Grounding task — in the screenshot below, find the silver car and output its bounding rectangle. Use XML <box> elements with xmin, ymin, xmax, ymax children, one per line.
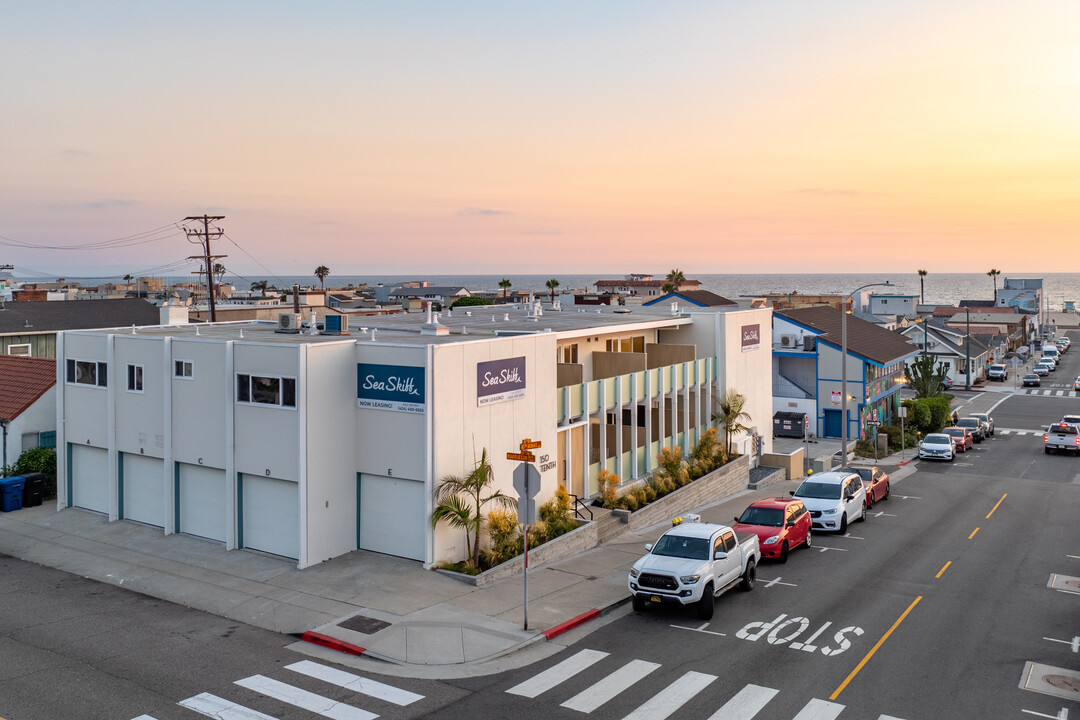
<box><xmin>969</xmin><ymin>412</ymin><xmax>994</xmax><ymax>436</ymax></box>
<box><xmin>919</xmin><ymin>433</ymin><xmax>955</xmax><ymax>462</ymax></box>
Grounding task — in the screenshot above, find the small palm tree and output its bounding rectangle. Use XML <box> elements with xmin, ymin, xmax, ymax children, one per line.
<box><xmin>917</xmin><ymin>269</ymin><xmax>927</xmax><ymax>305</ymax></box>
<box><xmin>712</xmin><ymin>390</ymin><xmax>752</xmax><ymax>457</ymax></box>
<box><xmin>987</xmin><ymin>269</ymin><xmax>1001</xmax><ymax>303</ymax></box>
<box><xmin>212</xmin><ymin>263</ymin><xmax>227</xmax><ymax>299</ymax></box>
<box><xmin>314</xmin><ymin>265</ymin><xmax>330</xmax><ymax>291</ymax></box>
<box><xmin>498</xmin><ymin>278</ymin><xmax>512</xmax><ymax>303</ymax></box>
<box><xmin>663</xmin><ymin>268</ymin><xmax>686</xmax><ymax>294</ymax></box>
<box><xmin>123</xmin><ymin>273</ymin><xmax>132</xmax><ymax>285</ymax></box>
<box><xmin>250</xmin><ymin>279</ymin><xmax>269</xmax><ymax>296</ymax></box>
<box><xmin>545</xmin><ymin>278</ymin><xmax>560</xmax><ymax>303</ymax></box>
<box><xmin>430</xmin><ymin>448</ymin><xmax>516</xmax><ymax>569</ymax></box>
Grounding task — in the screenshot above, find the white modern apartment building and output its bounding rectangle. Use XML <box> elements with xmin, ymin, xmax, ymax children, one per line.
<box><xmin>56</xmin><ymin>302</ymin><xmax>771</xmax><ymax>569</ymax></box>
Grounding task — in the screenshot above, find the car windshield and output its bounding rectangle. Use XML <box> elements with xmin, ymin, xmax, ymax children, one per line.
<box><xmin>738</xmin><ymin>507</ymin><xmax>784</xmax><ymax>527</ymax></box>
<box><xmin>794</xmin><ymin>481</ymin><xmax>842</xmax><ymax>500</ymax></box>
<box><xmin>924</xmin><ymin>434</ymin><xmax>950</xmax><ymax>444</ymax></box>
<box><xmin>957</xmin><ymin>419</ymin><xmax>978</xmax><ymax>427</ymax></box>
<box><xmin>651</xmin><ymin>534</ymin><xmax>710</xmax><ymax>560</ymax></box>
<box><xmin>1052</xmin><ymin>425</ymin><xmax>1079</xmax><ymax>436</ymax></box>
<box><xmin>943</xmin><ymin>428</ymin><xmax>963</xmax><ymax>437</ymax></box>
<box><xmin>1025</xmin><ymin>375</ymin><xmax>1038</xmax><ymax>379</ymax></box>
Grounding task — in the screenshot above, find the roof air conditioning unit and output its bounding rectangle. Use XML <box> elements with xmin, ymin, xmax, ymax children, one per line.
<box><xmin>321</xmin><ymin>315</ymin><xmax>349</xmax><ymax>335</ymax></box>
<box><xmin>276</xmin><ymin>313</ymin><xmax>301</xmax><ymax>333</ymax></box>
<box><xmin>781</xmin><ymin>334</ymin><xmax>796</xmax><ymax>348</ymax></box>
<box><xmin>803</xmin><ymin>336</ymin><xmax>816</xmax><ymax>352</ymax></box>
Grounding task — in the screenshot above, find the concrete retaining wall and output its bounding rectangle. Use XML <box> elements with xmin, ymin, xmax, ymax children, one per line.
<box><xmin>626</xmin><ymin>454</ymin><xmax>750</xmax><ymax>533</ymax></box>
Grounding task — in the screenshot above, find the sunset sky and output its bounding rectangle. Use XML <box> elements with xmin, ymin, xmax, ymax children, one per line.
<box><xmin>3</xmin><ymin>1</ymin><xmax>1078</xmax><ymax>277</ymax></box>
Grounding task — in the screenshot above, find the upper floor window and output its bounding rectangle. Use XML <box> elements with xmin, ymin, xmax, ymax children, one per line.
<box><xmin>66</xmin><ymin>359</ymin><xmax>107</xmax><ymax>387</ymax></box>
<box><xmin>605</xmin><ymin>336</ymin><xmax>644</xmax><ymax>353</ymax></box>
<box><xmin>7</xmin><ymin>344</ymin><xmax>31</xmax><ymax>356</ymax></box>
<box><xmin>236</xmin><ymin>374</ymin><xmax>296</xmax><ymax>408</ymax></box>
<box><xmin>559</xmin><ymin>344</ymin><xmax>579</xmax><ymax>364</ymax></box>
<box><xmin>127</xmin><ymin>364</ymin><xmax>144</xmax><ymax>392</ymax></box>
<box><xmin>174</xmin><ymin>360</ymin><xmax>194</xmax><ymax>379</ymax></box>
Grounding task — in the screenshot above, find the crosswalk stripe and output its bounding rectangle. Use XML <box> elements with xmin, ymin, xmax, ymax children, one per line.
<box><xmin>705</xmin><ymin>684</ymin><xmax>779</xmax><ymax>720</ymax></box>
<box><xmin>286</xmin><ymin>660</ymin><xmax>423</xmax><ymax>706</ymax></box>
<box><xmin>506</xmin><ymin>648</ymin><xmax>609</xmax><ymax>698</ymax></box>
<box><xmin>179</xmin><ymin>692</ymin><xmax>280</xmax><ymax>720</ymax></box>
<box><xmin>560</xmin><ymin>659</ymin><xmax>661</xmax><ymax>713</ymax></box>
<box><xmin>1056</xmin><ymin>390</ymin><xmax>1064</xmax><ymax>396</ymax></box>
<box><xmin>621</xmin><ymin>670</ymin><xmax>716</xmax><ymax>720</ymax></box>
<box><xmin>791</xmin><ymin>698</ymin><xmax>844</xmax><ymax>720</ymax></box>
<box><xmin>235</xmin><ymin>675</ymin><xmax>375</xmax><ymax>720</ymax></box>
<box><xmin>131</xmin><ymin>715</ymin><xmax>159</xmax><ymax>720</ymax></box>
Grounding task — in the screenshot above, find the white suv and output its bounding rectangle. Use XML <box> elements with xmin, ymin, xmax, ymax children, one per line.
<box><xmin>790</xmin><ymin>471</ymin><xmax>867</xmax><ymax>533</ymax></box>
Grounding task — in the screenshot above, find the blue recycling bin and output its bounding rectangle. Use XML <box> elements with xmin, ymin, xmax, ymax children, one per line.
<box><xmin>1</xmin><ymin>477</ymin><xmax>26</xmax><ymax>512</ymax></box>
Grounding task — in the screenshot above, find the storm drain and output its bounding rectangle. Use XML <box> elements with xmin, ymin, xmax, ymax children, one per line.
<box><xmin>1046</xmin><ymin>574</ymin><xmax>1080</xmax><ymax>593</ymax></box>
<box><xmin>1020</xmin><ymin>662</ymin><xmax>1080</xmax><ymax>701</ymax></box>
<box><xmin>337</xmin><ymin>614</ymin><xmax>391</xmax><ymax>634</ymax></box>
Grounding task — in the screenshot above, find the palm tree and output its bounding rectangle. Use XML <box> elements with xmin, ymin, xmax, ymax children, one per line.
<box><xmin>917</xmin><ymin>269</ymin><xmax>927</xmax><ymax>305</ymax></box>
<box><xmin>545</xmin><ymin>278</ymin><xmax>560</xmax><ymax>304</ymax></box>
<box><xmin>314</xmin><ymin>265</ymin><xmax>330</xmax><ymax>291</ymax></box>
<box><xmin>212</xmin><ymin>263</ymin><xmax>227</xmax><ymax>300</ymax></box>
<box><xmin>987</xmin><ymin>269</ymin><xmax>1001</xmax><ymax>303</ymax></box>
<box><xmin>662</xmin><ymin>268</ymin><xmax>686</xmax><ymax>294</ymax></box>
<box><xmin>430</xmin><ymin>448</ymin><xmax>517</xmax><ymax>570</ymax></box>
<box><xmin>712</xmin><ymin>389</ymin><xmax>752</xmax><ymax>457</ymax></box>
<box><xmin>250</xmin><ymin>279</ymin><xmax>269</xmax><ymax>297</ymax></box>
<box><xmin>498</xmin><ymin>278</ymin><xmax>512</xmax><ymax>303</ymax></box>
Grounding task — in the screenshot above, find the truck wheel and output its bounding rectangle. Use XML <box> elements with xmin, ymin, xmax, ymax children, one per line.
<box><xmin>838</xmin><ymin>513</ymin><xmax>848</xmax><ymax>533</ymax></box>
<box><xmin>740</xmin><ymin>561</ymin><xmax>756</xmax><ymax>591</ymax></box>
<box><xmin>696</xmin><ymin>583</ymin><xmax>715</xmax><ymax>620</ymax></box>
<box><xmin>779</xmin><ymin>542</ymin><xmax>789</xmax><ymax>564</ymax></box>
<box><xmin>632</xmin><ymin>594</ymin><xmax>647</xmax><ymax>613</ymax></box>
<box><xmin>1045</xmin><ymin>447</ymin><xmax>1051</xmax><ymax>455</ymax></box>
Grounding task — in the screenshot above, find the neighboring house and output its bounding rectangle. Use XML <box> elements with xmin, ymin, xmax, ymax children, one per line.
<box><xmin>642</xmin><ymin>291</ymin><xmax>739</xmax><ymax>309</ymax></box>
<box><xmin>0</xmin><ymin>356</ymin><xmax>57</xmax><ymax>468</ymax></box>
<box><xmin>942</xmin><ymin>312</ymin><xmax>1027</xmax><ymax>351</ymax></box>
<box><xmin>773</xmin><ymin>306</ymin><xmax>918</xmax><ymax>441</ymax></box>
<box><xmin>900</xmin><ymin>322</ymin><xmax>990</xmax><ymax>385</ymax></box>
<box><xmin>0</xmin><ymin>298</ymin><xmax>162</xmax><ymax>358</ymax></box>
<box><xmin>851</xmin><ymin>312</ymin><xmax>906</xmax><ymax>331</ymax></box>
<box><xmin>763</xmin><ymin>293</ymin><xmax>851</xmax><ymax>313</ymax></box>
<box><xmin>594</xmin><ymin>274</ymin><xmax>702</xmax><ymax>297</ymax></box>
<box><xmin>388</xmin><ymin>286</ymin><xmax>470</xmax><ymax>309</ymax></box>
<box><xmin>861</xmin><ymin>293</ymin><xmax>919</xmax><ymax>319</ymax></box>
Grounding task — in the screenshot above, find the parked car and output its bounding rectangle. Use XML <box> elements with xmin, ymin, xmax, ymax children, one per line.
<box><xmin>1074</xmin><ymin>376</ymin><xmax>1080</xmax><ymax>391</ymax></box>
<box><xmin>1061</xmin><ymin>415</ymin><xmax>1080</xmax><ymax>432</ymax></box>
<box><xmin>1033</xmin><ymin>364</ymin><xmax>1049</xmax><ymax>377</ymax></box>
<box><xmin>1037</xmin><ymin>358</ymin><xmax>1056</xmax><ymax>372</ymax></box>
<box><xmin>942</xmin><ymin>426</ymin><xmax>974</xmax><ymax>453</ymax></box>
<box><xmin>986</xmin><ymin>364</ymin><xmax>1008</xmax><ymax>381</ymax></box>
<box><xmin>969</xmin><ymin>412</ymin><xmax>995</xmax><ymax>436</ymax></box>
<box><xmin>842</xmin><ymin>466</ymin><xmax>890</xmax><ymax>508</ymax></box>
<box><xmin>1023</xmin><ymin>373</ymin><xmax>1041</xmax><ymax>387</ymax></box>
<box><xmin>733</xmin><ymin>498</ymin><xmax>812</xmax><ymax>563</ymax></box>
<box><xmin>955</xmin><ymin>416</ymin><xmax>986</xmax><ymax>442</ymax></box>
<box><xmin>789</xmin><ymin>471</ymin><xmax>867</xmax><ymax>534</ymax></box>
<box><xmin>919</xmin><ymin>433</ymin><xmax>955</xmax><ymax>462</ymax></box>
<box><xmin>941</xmin><ymin>376</ymin><xmax>954</xmax><ymax>391</ymax></box>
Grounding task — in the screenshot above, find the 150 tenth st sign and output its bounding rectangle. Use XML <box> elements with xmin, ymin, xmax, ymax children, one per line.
<box><xmin>741</xmin><ymin>324</ymin><xmax>760</xmax><ymax>351</ymax></box>
<box><xmin>477</xmin><ymin>356</ymin><xmax>527</xmax><ymax>406</ymax></box>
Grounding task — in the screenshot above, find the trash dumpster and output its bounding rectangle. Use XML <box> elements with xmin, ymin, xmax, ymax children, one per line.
<box><xmin>20</xmin><ymin>472</ymin><xmax>45</xmax><ymax>508</ymax></box>
<box><xmin>773</xmin><ymin>411</ymin><xmax>809</xmax><ymax>438</ymax></box>
<box><xmin>0</xmin><ymin>477</ymin><xmax>26</xmax><ymax>512</ymax></box>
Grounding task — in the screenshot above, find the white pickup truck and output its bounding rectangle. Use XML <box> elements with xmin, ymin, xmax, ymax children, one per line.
<box><xmin>1044</xmin><ymin>422</ymin><xmax>1080</xmax><ymax>456</ymax></box>
<box><xmin>628</xmin><ymin>515</ymin><xmax>760</xmax><ymax>620</ymax></box>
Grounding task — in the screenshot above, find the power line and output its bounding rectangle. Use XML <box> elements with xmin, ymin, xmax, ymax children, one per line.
<box><xmin>0</xmin><ymin>223</ymin><xmax>185</xmax><ymax>250</ymax></box>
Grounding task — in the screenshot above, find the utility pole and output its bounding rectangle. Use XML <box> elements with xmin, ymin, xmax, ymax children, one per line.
<box><xmin>183</xmin><ymin>216</ymin><xmax>226</xmax><ymax>323</ymax></box>
<box><xmin>965</xmin><ymin>307</ymin><xmax>971</xmax><ymax>391</ymax></box>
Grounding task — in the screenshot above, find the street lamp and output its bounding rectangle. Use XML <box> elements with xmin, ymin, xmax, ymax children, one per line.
<box><xmin>840</xmin><ymin>281</ymin><xmax>892</xmax><ymax>465</ymax></box>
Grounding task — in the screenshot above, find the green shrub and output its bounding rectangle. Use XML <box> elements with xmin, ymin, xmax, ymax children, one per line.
<box><xmin>910</xmin><ymin>402</ymin><xmax>932</xmax><ymax>433</ymax></box>
<box><xmin>450</xmin><ymin>296</ymin><xmax>493</xmax><ymax>307</ymax></box>
<box><xmin>538</xmin><ymin>485</ymin><xmax>577</xmax><ymax>538</ymax></box>
<box><xmin>924</xmin><ymin>396</ymin><xmax>952</xmax><ymax>432</ymax></box>
<box><xmin>13</xmin><ymin>447</ymin><xmax>57</xmax><ymax>500</ymax></box>
<box><xmin>480</xmin><ymin>508</ymin><xmax>523</xmax><ymax>568</ymax></box>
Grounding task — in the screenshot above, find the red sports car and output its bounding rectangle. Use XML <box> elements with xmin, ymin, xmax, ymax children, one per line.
<box><xmin>942</xmin><ymin>426</ymin><xmax>974</xmax><ymax>453</ymax></box>
<box><xmin>733</xmin><ymin>497</ymin><xmax>812</xmax><ymax>563</ymax></box>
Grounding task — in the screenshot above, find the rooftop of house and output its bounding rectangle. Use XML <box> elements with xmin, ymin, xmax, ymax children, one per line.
<box><xmin>776</xmin><ymin>306</ymin><xmax>918</xmax><ymax>365</ymax></box>
<box><xmin>642</xmin><ymin>291</ymin><xmax>738</xmax><ymax>308</ymax></box>
<box><xmin>0</xmin><ymin>356</ymin><xmax>56</xmax><ymax>420</ymax></box>
<box><xmin>0</xmin><ymin>298</ymin><xmax>161</xmax><ymax>334</ymax></box>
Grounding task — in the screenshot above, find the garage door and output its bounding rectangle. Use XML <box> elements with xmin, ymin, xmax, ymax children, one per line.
<box><xmin>71</xmin><ymin>445</ymin><xmax>109</xmax><ymax>514</ymax></box>
<box><xmin>358</xmin><ymin>474</ymin><xmax>426</xmax><ymax>561</ymax></box>
<box><xmin>241</xmin><ymin>474</ymin><xmax>299</xmax><ymax>560</ymax></box>
<box><xmin>122</xmin><ymin>454</ymin><xmax>164</xmax><ymax>527</ymax></box>
<box><xmin>178</xmin><ymin>463</ymin><xmax>226</xmax><ymax>543</ymax></box>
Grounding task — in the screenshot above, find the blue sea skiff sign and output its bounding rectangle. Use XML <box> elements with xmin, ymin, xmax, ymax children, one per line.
<box><xmin>357</xmin><ymin>363</ymin><xmax>426</xmax><ymax>413</ymax></box>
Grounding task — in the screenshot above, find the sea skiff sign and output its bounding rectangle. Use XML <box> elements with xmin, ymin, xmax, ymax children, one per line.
<box><xmin>477</xmin><ymin>356</ymin><xmax>527</xmax><ymax>406</ymax></box>
<box><xmin>741</xmin><ymin>324</ymin><xmax>761</xmax><ymax>351</ymax></box>
<box><xmin>357</xmin><ymin>363</ymin><xmax>426</xmax><ymax>414</ymax></box>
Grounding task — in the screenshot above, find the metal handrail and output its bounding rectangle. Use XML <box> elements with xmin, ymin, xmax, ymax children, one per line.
<box><xmin>569</xmin><ymin>492</ymin><xmax>593</xmax><ymax>521</ymax></box>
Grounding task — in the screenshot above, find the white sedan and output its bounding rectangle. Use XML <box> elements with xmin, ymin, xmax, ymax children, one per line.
<box><xmin>919</xmin><ymin>433</ymin><xmax>955</xmax><ymax>462</ymax></box>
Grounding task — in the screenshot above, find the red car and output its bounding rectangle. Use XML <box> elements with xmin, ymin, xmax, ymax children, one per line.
<box><xmin>843</xmin><ymin>466</ymin><xmax>891</xmax><ymax>508</ymax></box>
<box><xmin>733</xmin><ymin>498</ymin><xmax>812</xmax><ymax>563</ymax></box>
<box><xmin>942</xmin><ymin>426</ymin><xmax>974</xmax><ymax>453</ymax></box>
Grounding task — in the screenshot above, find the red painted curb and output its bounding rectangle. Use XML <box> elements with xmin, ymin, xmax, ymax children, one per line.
<box><xmin>543</xmin><ymin>609</ymin><xmax>601</xmax><ymax>640</ymax></box>
<box><xmin>897</xmin><ymin>459</ymin><xmax>911</xmax><ymax>466</ymax></box>
<box><xmin>301</xmin><ymin>631</ymin><xmax>365</xmax><ymax>657</ymax></box>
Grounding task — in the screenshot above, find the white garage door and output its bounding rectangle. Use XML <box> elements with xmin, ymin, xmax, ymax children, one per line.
<box><xmin>241</xmin><ymin>474</ymin><xmax>299</xmax><ymax>560</ymax></box>
<box><xmin>122</xmin><ymin>454</ymin><xmax>164</xmax><ymax>527</ymax></box>
<box><xmin>71</xmin><ymin>445</ymin><xmax>109</xmax><ymax>514</ymax></box>
<box><xmin>358</xmin><ymin>474</ymin><xmax>426</xmax><ymax>561</ymax></box>
<box><xmin>178</xmin><ymin>464</ymin><xmax>226</xmax><ymax>543</ymax></box>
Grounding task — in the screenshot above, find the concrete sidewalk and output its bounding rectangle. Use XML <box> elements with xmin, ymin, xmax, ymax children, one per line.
<box><xmin>0</xmin><ymin>460</ymin><xmax>917</xmax><ymax>679</ymax></box>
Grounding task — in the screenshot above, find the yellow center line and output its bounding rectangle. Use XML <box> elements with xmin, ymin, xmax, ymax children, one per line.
<box><xmin>936</xmin><ymin>561</ymin><xmax>951</xmax><ymax>578</ymax></box>
<box><xmin>969</xmin><ymin>527</ymin><xmax>980</xmax><ymax>539</ymax></box>
<box><xmin>831</xmin><ymin>595</ymin><xmax>922</xmax><ymax>700</ymax></box>
<box><xmin>986</xmin><ymin>493</ymin><xmax>1007</xmax><ymax>519</ymax></box>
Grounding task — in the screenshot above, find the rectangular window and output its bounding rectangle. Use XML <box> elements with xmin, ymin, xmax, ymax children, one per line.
<box><xmin>236</xmin><ymin>373</ymin><xmax>296</xmax><ymax>408</ymax></box>
<box><xmin>7</xmin><ymin>344</ymin><xmax>31</xmax><ymax>356</ymax></box>
<box><xmin>127</xmin><ymin>364</ymin><xmax>143</xmax><ymax>392</ymax></box>
<box><xmin>174</xmin><ymin>360</ymin><xmax>194</xmax><ymax>378</ymax></box>
<box><xmin>38</xmin><ymin>431</ymin><xmax>56</xmax><ymax>449</ymax></box>
<box><xmin>65</xmin><ymin>358</ymin><xmax>108</xmax><ymax>387</ymax></box>
<box><xmin>560</xmin><ymin>344</ymin><xmax>578</xmax><ymax>364</ymax></box>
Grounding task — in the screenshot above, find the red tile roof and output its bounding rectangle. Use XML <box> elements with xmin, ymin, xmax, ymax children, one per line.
<box><xmin>0</xmin><ymin>356</ymin><xmax>56</xmax><ymax>420</ymax></box>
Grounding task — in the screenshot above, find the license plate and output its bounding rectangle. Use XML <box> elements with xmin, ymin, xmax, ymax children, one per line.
<box><xmin>650</xmin><ymin>596</ymin><xmax>661</xmax><ymax>603</ymax></box>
